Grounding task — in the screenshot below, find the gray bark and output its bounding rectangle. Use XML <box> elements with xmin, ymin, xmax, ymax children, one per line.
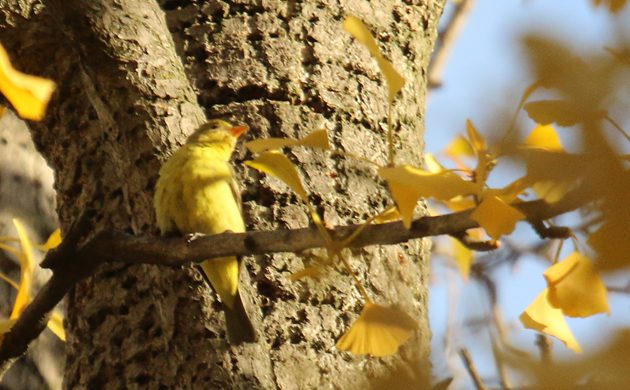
<box><xmin>0</xmin><ymin>0</ymin><xmax>444</xmax><ymax>388</ymax></box>
<box><xmin>0</xmin><ymin>112</ymin><xmax>61</xmax><ymax>389</ymax></box>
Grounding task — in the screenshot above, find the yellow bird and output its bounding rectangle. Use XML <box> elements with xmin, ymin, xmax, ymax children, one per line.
<box><xmin>154</xmin><ymin>119</ymin><xmax>256</xmax><ymax>344</ymax></box>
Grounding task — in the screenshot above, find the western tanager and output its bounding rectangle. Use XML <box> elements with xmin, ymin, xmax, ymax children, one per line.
<box><xmin>153</xmin><ymin>119</ymin><xmax>256</xmax><ymax>344</ymax></box>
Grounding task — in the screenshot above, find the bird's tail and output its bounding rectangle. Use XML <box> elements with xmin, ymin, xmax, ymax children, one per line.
<box><xmin>200</xmin><ymin>257</ymin><xmax>257</xmax><ymax>344</ymax></box>
<box><xmin>224</xmin><ymin>291</ymin><xmax>257</xmax><ymax>345</ymax></box>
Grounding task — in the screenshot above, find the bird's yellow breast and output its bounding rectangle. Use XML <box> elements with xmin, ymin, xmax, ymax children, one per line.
<box><xmin>154</xmin><ymin>145</ymin><xmax>245</xmax><ymax>236</ymax></box>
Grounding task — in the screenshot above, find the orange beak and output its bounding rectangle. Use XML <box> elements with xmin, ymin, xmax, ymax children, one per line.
<box><xmin>229</xmin><ymin>125</ymin><xmax>248</xmax><ymax>138</ymax></box>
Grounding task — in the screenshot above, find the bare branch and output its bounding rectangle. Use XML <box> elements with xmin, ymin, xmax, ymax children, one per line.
<box><xmin>459</xmin><ymin>348</ymin><xmax>488</xmax><ymax>390</ymax></box>
<box><xmin>0</xmin><ymin>189</ymin><xmax>592</xmax><ymax>371</ymax></box>
<box><xmin>428</xmin><ymin>0</ymin><xmax>476</xmax><ymax>90</ymax></box>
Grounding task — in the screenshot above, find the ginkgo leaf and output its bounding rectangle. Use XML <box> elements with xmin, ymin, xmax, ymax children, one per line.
<box><xmin>10</xmin><ymin>218</ymin><xmax>34</xmax><ymax>319</ymax></box>
<box><xmin>0</xmin><ymin>43</ymin><xmax>56</xmax><ymax>120</ymax></box>
<box><xmin>520</xmin><ymin>289</ymin><xmax>582</xmax><ymax>353</ymax></box>
<box><xmin>592</xmin><ymin>0</ymin><xmax>628</xmax><ymax>13</ymax></box>
<box><xmin>245</xmin><ymin>129</ymin><xmax>330</xmax><ymax>154</ymax></box>
<box><xmin>445</xmin><ymin>135</ymin><xmax>474</xmax><ymax>158</ymax></box>
<box><xmin>531</xmin><ymin>180</ymin><xmax>573</xmax><ymax>203</ymax></box>
<box><xmin>379</xmin><ymin>165</ymin><xmax>480</xmax><ymax>228</ymax></box>
<box><xmin>343</xmin><ymin>15</ymin><xmax>405</xmax><ymax>103</ymax></box>
<box><xmin>605</xmin><ymin>46</ymin><xmax>630</xmax><ymax>67</ymax></box>
<box><xmin>470</xmin><ymin>196</ymin><xmax>525</xmax><ymax>239</ymax></box>
<box><xmin>544</xmin><ymin>252</ymin><xmax>610</xmax><ymax>317</ymax></box>
<box><xmin>588</xmin><ymin>216</ymin><xmax>630</xmax><ymax>270</ymax></box>
<box><xmin>466</xmin><ymin>120</ymin><xmax>487</xmax><ymax>153</ymax></box>
<box><xmin>519</xmin><ymin>149</ymin><xmax>590</xmax><ymax>191</ymax></box>
<box><xmin>424</xmin><ymin>153</ymin><xmax>447</xmax><ymax>173</ymax></box>
<box><xmin>450</xmin><ymin>236</ymin><xmax>474</xmax><ymax>279</ymax></box>
<box><xmin>37</xmin><ymin>228</ymin><xmax>62</xmax><ymax>252</ymax></box>
<box><xmin>524</xmin><ymin>124</ymin><xmax>564</xmax><ymax>151</ymax></box>
<box><xmin>48</xmin><ymin>311</ymin><xmax>66</xmax><ymax>341</ymax></box>
<box><xmin>0</xmin><ymin>318</ymin><xmax>17</xmax><ymax>341</ymax></box>
<box><xmin>374</xmin><ymin>207</ymin><xmax>401</xmax><ymax>224</ymax></box>
<box><xmin>245</xmin><ymin>151</ymin><xmax>309</xmax><ymax>201</ymax></box>
<box><xmin>524</xmin><ymin>100</ymin><xmax>605</xmax><ymax>127</ymax></box>
<box><xmin>336</xmin><ymin>302</ymin><xmax>418</xmax><ymax>357</ymax></box>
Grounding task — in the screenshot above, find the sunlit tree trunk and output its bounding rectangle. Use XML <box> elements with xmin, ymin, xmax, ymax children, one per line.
<box><xmin>0</xmin><ymin>0</ymin><xmax>444</xmax><ymax>387</ymax></box>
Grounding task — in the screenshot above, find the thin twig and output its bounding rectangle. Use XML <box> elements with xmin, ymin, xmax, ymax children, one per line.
<box><xmin>428</xmin><ymin>0</ymin><xmax>476</xmax><ymax>90</ymax></box>
<box><xmin>459</xmin><ymin>348</ymin><xmax>488</xmax><ymax>390</ymax></box>
<box><xmin>536</xmin><ymin>334</ymin><xmax>553</xmax><ymax>363</ymax></box>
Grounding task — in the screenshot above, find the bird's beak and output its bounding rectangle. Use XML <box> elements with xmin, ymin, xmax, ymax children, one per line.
<box><xmin>229</xmin><ymin>125</ymin><xmax>248</xmax><ymax>138</ymax></box>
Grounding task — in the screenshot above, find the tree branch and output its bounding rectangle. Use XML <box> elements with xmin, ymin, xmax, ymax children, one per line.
<box><xmin>0</xmin><ymin>191</ymin><xmax>589</xmax><ymax>372</ymax></box>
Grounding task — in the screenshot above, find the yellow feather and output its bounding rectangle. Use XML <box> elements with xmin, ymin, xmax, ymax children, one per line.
<box><xmin>154</xmin><ymin>119</ymin><xmax>256</xmax><ymax>344</ymax></box>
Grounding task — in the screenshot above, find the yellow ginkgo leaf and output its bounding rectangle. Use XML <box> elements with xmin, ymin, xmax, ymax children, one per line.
<box><xmin>544</xmin><ymin>252</ymin><xmax>610</xmax><ymax>317</ymax></box>
<box><xmin>424</xmin><ymin>153</ymin><xmax>446</xmax><ymax>173</ymax></box>
<box><xmin>466</xmin><ymin>120</ymin><xmax>487</xmax><ymax>153</ymax></box>
<box><xmin>245</xmin><ymin>129</ymin><xmax>330</xmax><ymax>154</ymax></box>
<box><xmin>524</xmin><ymin>124</ymin><xmax>564</xmax><ymax>151</ymax></box>
<box><xmin>450</xmin><ymin>236</ymin><xmax>474</xmax><ymax>279</ymax></box>
<box><xmin>10</xmin><ymin>218</ymin><xmax>35</xmax><ymax>319</ymax></box>
<box><xmin>531</xmin><ymin>180</ymin><xmax>572</xmax><ymax>203</ymax></box>
<box><xmin>0</xmin><ymin>318</ymin><xmax>17</xmax><ymax>338</ymax></box>
<box><xmin>470</xmin><ymin>196</ymin><xmax>525</xmax><ymax>240</ymax></box>
<box><xmin>336</xmin><ymin>302</ymin><xmax>418</xmax><ymax>357</ymax></box>
<box><xmin>343</xmin><ymin>15</ymin><xmax>405</xmax><ymax>103</ymax></box>
<box><xmin>47</xmin><ymin>311</ymin><xmax>66</xmax><ymax>341</ymax></box>
<box><xmin>588</xmin><ymin>216</ymin><xmax>629</xmax><ymax>270</ymax></box>
<box><xmin>379</xmin><ymin>165</ymin><xmax>480</xmax><ymax>228</ymax></box>
<box><xmin>245</xmin><ymin>151</ymin><xmax>309</xmax><ymax>201</ymax></box>
<box><xmin>37</xmin><ymin>228</ymin><xmax>62</xmax><ymax>252</ymax></box>
<box><xmin>520</xmin><ymin>289</ymin><xmax>582</xmax><ymax>353</ymax></box>
<box><xmin>445</xmin><ymin>135</ymin><xmax>475</xmax><ymax>159</ymax></box>
<box><xmin>0</xmin><ymin>43</ymin><xmax>56</xmax><ymax>120</ymax></box>
<box><xmin>374</xmin><ymin>207</ymin><xmax>401</xmax><ymax>224</ymax></box>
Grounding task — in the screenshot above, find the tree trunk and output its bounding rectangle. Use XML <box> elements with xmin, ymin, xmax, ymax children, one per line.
<box><xmin>0</xmin><ymin>0</ymin><xmax>444</xmax><ymax>388</ymax></box>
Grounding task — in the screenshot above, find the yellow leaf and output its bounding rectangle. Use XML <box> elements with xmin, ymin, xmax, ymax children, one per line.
<box><xmin>10</xmin><ymin>219</ymin><xmax>35</xmax><ymax>319</ymax></box>
<box><xmin>336</xmin><ymin>302</ymin><xmax>418</xmax><ymax>357</ymax></box>
<box><xmin>0</xmin><ymin>43</ymin><xmax>56</xmax><ymax>120</ymax></box>
<box><xmin>245</xmin><ymin>151</ymin><xmax>309</xmax><ymax>201</ymax></box>
<box><xmin>592</xmin><ymin>0</ymin><xmax>628</xmax><ymax>13</ymax></box>
<box><xmin>37</xmin><ymin>228</ymin><xmax>62</xmax><ymax>252</ymax></box>
<box><xmin>245</xmin><ymin>129</ymin><xmax>330</xmax><ymax>154</ymax></box>
<box><xmin>524</xmin><ymin>100</ymin><xmax>605</xmax><ymax>127</ymax></box>
<box><xmin>520</xmin><ymin>289</ymin><xmax>582</xmax><ymax>353</ymax></box>
<box><xmin>47</xmin><ymin>311</ymin><xmax>66</xmax><ymax>341</ymax></box>
<box><xmin>466</xmin><ymin>120</ymin><xmax>487</xmax><ymax>153</ymax></box>
<box><xmin>524</xmin><ymin>124</ymin><xmax>564</xmax><ymax>151</ymax></box>
<box><xmin>374</xmin><ymin>207</ymin><xmax>401</xmax><ymax>224</ymax></box>
<box><xmin>0</xmin><ymin>318</ymin><xmax>17</xmax><ymax>336</ymax></box>
<box><xmin>424</xmin><ymin>153</ymin><xmax>446</xmax><ymax>173</ymax></box>
<box><xmin>0</xmin><ymin>270</ymin><xmax>19</xmax><ymax>290</ymax></box>
<box><xmin>470</xmin><ymin>196</ymin><xmax>525</xmax><ymax>240</ymax></box>
<box><xmin>544</xmin><ymin>252</ymin><xmax>610</xmax><ymax>317</ymax></box>
<box><xmin>588</xmin><ymin>217</ymin><xmax>630</xmax><ymax>270</ymax></box>
<box><xmin>445</xmin><ymin>135</ymin><xmax>475</xmax><ymax>158</ymax></box>
<box><xmin>531</xmin><ymin>180</ymin><xmax>572</xmax><ymax>203</ymax></box>
<box><xmin>450</xmin><ymin>236</ymin><xmax>473</xmax><ymax>279</ymax></box>
<box><xmin>379</xmin><ymin>165</ymin><xmax>480</xmax><ymax>228</ymax></box>
<box><xmin>343</xmin><ymin>15</ymin><xmax>405</xmax><ymax>103</ymax></box>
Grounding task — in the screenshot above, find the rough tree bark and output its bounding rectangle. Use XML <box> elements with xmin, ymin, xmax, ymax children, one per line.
<box><xmin>0</xmin><ymin>0</ymin><xmax>444</xmax><ymax>388</ymax></box>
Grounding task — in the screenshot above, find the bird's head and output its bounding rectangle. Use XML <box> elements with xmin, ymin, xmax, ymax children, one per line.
<box><xmin>186</xmin><ymin>119</ymin><xmax>248</xmax><ymax>155</ymax></box>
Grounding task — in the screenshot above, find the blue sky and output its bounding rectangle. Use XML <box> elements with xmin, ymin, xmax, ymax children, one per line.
<box><xmin>425</xmin><ymin>1</ymin><xmax>630</xmax><ymax>387</ymax></box>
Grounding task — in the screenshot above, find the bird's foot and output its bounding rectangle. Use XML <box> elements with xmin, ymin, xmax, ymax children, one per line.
<box><xmin>186</xmin><ymin>232</ymin><xmax>206</xmax><ymax>243</ymax></box>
